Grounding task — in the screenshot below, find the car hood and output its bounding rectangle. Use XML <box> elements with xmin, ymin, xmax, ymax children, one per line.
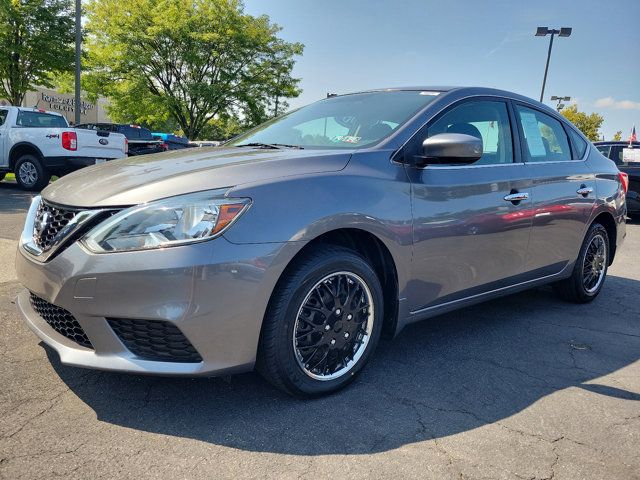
<box><xmin>42</xmin><ymin>147</ymin><xmax>353</xmax><ymax>207</ymax></box>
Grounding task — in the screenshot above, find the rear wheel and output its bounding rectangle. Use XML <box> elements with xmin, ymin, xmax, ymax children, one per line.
<box><xmin>257</xmin><ymin>246</ymin><xmax>383</xmax><ymax>397</ymax></box>
<box><xmin>14</xmin><ymin>155</ymin><xmax>50</xmax><ymax>191</ymax></box>
<box><xmin>554</xmin><ymin>223</ymin><xmax>609</xmax><ymax>303</ymax></box>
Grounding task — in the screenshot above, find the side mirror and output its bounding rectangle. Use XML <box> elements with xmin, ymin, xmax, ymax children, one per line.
<box><xmin>416</xmin><ymin>133</ymin><xmax>483</xmax><ymax>166</ymax></box>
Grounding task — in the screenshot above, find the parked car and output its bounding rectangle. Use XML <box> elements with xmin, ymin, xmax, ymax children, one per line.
<box><xmin>0</xmin><ymin>107</ymin><xmax>127</xmax><ymax>190</ymax></box>
<box><xmin>152</xmin><ymin>132</ymin><xmax>191</xmax><ymax>151</ymax></box>
<box><xmin>189</xmin><ymin>140</ymin><xmax>221</xmax><ymax>148</ymax></box>
<box><xmin>76</xmin><ymin>123</ymin><xmax>164</xmax><ymax>156</ymax></box>
<box><xmin>594</xmin><ymin>141</ymin><xmax>639</xmax><ymax>216</ymax></box>
<box><xmin>16</xmin><ymin>87</ymin><xmax>626</xmax><ymax>397</ymax></box>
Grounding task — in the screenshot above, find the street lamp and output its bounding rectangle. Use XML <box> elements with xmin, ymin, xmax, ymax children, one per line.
<box><xmin>550</xmin><ymin>95</ymin><xmax>571</xmax><ymax>111</ymax></box>
<box><xmin>74</xmin><ymin>0</ymin><xmax>81</xmax><ymax>125</ymax></box>
<box><xmin>535</xmin><ymin>27</ymin><xmax>572</xmax><ymax>103</ymax></box>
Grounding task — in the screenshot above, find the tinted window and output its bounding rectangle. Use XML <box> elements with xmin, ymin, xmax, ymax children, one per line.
<box><xmin>137</xmin><ymin>127</ymin><xmax>154</xmax><ymax>140</ymax></box>
<box><xmin>516</xmin><ymin>105</ymin><xmax>571</xmax><ymax>162</ymax></box>
<box><xmin>228</xmin><ymin>90</ymin><xmax>440</xmax><ymax>149</ymax></box>
<box><xmin>428</xmin><ymin>100</ymin><xmax>514</xmax><ymax>165</ymax></box>
<box><xmin>609</xmin><ymin>146</ymin><xmax>625</xmax><ymax>165</ymax></box>
<box><xmin>0</xmin><ymin>109</ymin><xmax>7</xmax><ymax>126</ymax></box>
<box><xmin>595</xmin><ymin>145</ymin><xmax>611</xmax><ymax>158</ymax></box>
<box><xmin>123</xmin><ymin>126</ymin><xmax>140</xmax><ymax>139</ymax></box>
<box><xmin>567</xmin><ymin>128</ymin><xmax>588</xmax><ymax>158</ymax></box>
<box><xmin>16</xmin><ymin>110</ymin><xmax>67</xmax><ymax>128</ymax></box>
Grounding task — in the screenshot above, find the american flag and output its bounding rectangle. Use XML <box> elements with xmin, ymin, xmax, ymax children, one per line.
<box><xmin>630</xmin><ymin>125</ymin><xmax>637</xmax><ymax>145</ymax></box>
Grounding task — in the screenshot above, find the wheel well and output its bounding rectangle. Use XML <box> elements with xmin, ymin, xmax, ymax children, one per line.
<box><xmin>592</xmin><ymin>212</ymin><xmax>617</xmax><ymax>265</ymax></box>
<box><xmin>283</xmin><ymin>229</ymin><xmax>399</xmax><ymax>338</ymax></box>
<box><xmin>9</xmin><ymin>144</ymin><xmax>42</xmax><ymax>170</ymax></box>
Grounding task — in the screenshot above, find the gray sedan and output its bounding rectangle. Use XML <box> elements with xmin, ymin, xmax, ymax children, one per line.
<box><xmin>15</xmin><ymin>87</ymin><xmax>627</xmax><ymax>397</ymax></box>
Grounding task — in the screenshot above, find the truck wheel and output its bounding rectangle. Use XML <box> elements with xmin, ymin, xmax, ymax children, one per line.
<box><xmin>15</xmin><ymin>155</ymin><xmax>51</xmax><ymax>191</ymax></box>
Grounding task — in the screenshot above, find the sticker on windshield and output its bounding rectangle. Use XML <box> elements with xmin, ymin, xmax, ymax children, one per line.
<box><xmin>332</xmin><ymin>135</ymin><xmax>361</xmax><ymax>144</ymax></box>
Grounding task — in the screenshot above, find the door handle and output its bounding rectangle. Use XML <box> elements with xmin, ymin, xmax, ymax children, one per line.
<box><xmin>576</xmin><ymin>186</ymin><xmax>593</xmax><ymax>197</ymax></box>
<box><xmin>504</xmin><ymin>192</ymin><xmax>529</xmax><ymax>203</ymax></box>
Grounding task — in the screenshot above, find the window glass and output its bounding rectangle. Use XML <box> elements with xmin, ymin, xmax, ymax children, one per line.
<box><xmin>516</xmin><ymin>105</ymin><xmax>571</xmax><ymax>162</ymax></box>
<box><xmin>567</xmin><ymin>128</ymin><xmax>588</xmax><ymax>158</ymax></box>
<box><xmin>0</xmin><ymin>109</ymin><xmax>7</xmax><ymax>126</ymax></box>
<box><xmin>228</xmin><ymin>90</ymin><xmax>440</xmax><ymax>149</ymax></box>
<box><xmin>427</xmin><ymin>100</ymin><xmax>513</xmax><ymax>165</ymax></box>
<box><xmin>16</xmin><ymin>110</ymin><xmax>67</xmax><ymax>128</ymax></box>
<box><xmin>609</xmin><ymin>146</ymin><xmax>624</xmax><ymax>165</ymax></box>
<box><xmin>595</xmin><ymin>145</ymin><xmax>611</xmax><ymax>158</ymax></box>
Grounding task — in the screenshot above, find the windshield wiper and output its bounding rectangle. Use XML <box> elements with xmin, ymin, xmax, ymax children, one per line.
<box><xmin>235</xmin><ymin>142</ymin><xmax>304</xmax><ymax>150</ymax></box>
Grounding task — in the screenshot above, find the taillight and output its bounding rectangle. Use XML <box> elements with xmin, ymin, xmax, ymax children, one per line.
<box><xmin>619</xmin><ymin>172</ymin><xmax>629</xmax><ymax>194</ymax></box>
<box><xmin>161</xmin><ymin>142</ymin><xmax>169</xmax><ymax>151</ymax></box>
<box><xmin>62</xmin><ymin>131</ymin><xmax>77</xmax><ymax>151</ymax></box>
<box><xmin>124</xmin><ymin>138</ymin><xmax>129</xmax><ymax>155</ymax></box>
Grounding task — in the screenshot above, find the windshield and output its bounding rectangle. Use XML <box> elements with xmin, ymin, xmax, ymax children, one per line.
<box><xmin>229</xmin><ymin>90</ymin><xmax>440</xmax><ymax>149</ymax></box>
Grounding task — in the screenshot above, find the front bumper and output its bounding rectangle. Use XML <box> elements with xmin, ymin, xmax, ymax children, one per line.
<box><xmin>16</xmin><ymin>237</ymin><xmax>290</xmax><ymax>376</ymax></box>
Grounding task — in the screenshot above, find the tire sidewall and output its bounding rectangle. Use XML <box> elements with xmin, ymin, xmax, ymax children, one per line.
<box><xmin>272</xmin><ymin>253</ymin><xmax>384</xmax><ymax>396</ymax></box>
<box><xmin>15</xmin><ymin>155</ymin><xmax>49</xmax><ymax>191</ymax></box>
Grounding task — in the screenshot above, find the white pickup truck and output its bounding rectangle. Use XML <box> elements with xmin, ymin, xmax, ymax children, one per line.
<box><xmin>0</xmin><ymin>106</ymin><xmax>127</xmax><ymax>190</ymax></box>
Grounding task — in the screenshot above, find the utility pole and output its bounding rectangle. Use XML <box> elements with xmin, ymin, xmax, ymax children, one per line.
<box><xmin>535</xmin><ymin>27</ymin><xmax>572</xmax><ymax>103</ymax></box>
<box><xmin>74</xmin><ymin>0</ymin><xmax>81</xmax><ymax>125</ymax></box>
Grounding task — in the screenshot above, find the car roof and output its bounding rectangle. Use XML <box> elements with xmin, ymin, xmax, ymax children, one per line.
<box><xmin>594</xmin><ymin>141</ymin><xmax>640</xmax><ymax>146</ymax></box>
<box><xmin>15</xmin><ymin>107</ymin><xmax>64</xmax><ymax>117</ymax></box>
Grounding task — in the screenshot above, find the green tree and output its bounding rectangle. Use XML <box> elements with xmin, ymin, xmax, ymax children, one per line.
<box><xmin>613</xmin><ymin>130</ymin><xmax>622</xmax><ymax>141</ymax></box>
<box><xmin>560</xmin><ymin>104</ymin><xmax>604</xmax><ymax>141</ymax></box>
<box><xmin>0</xmin><ymin>0</ymin><xmax>75</xmax><ymax>106</ymax></box>
<box><xmin>84</xmin><ymin>0</ymin><xmax>303</xmax><ymax>139</ymax></box>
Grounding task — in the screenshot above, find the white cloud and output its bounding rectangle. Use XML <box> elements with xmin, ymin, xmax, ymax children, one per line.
<box><xmin>594</xmin><ymin>97</ymin><xmax>640</xmax><ymax>110</ymax></box>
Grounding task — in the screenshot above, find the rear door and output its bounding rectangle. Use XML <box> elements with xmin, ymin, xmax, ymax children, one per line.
<box><xmin>513</xmin><ymin>103</ymin><xmax>596</xmax><ymax>275</ymax></box>
<box><xmin>405</xmin><ymin>98</ymin><xmax>533</xmax><ymax>313</ymax></box>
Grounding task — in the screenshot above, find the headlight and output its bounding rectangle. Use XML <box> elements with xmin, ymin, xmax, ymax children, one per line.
<box><xmin>82</xmin><ymin>190</ymin><xmax>250</xmax><ymax>253</ymax></box>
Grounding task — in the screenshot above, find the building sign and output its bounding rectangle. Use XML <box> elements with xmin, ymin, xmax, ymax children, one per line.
<box><xmin>40</xmin><ymin>92</ymin><xmax>95</xmax><ymax>116</ymax></box>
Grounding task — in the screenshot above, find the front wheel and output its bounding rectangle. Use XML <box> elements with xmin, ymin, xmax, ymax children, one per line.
<box><xmin>14</xmin><ymin>155</ymin><xmax>50</xmax><ymax>191</ymax></box>
<box><xmin>257</xmin><ymin>246</ymin><xmax>383</xmax><ymax>397</ymax></box>
<box><xmin>554</xmin><ymin>223</ymin><xmax>609</xmax><ymax>303</ymax></box>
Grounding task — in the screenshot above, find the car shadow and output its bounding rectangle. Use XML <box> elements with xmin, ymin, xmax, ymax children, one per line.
<box><xmin>0</xmin><ymin>181</ymin><xmax>34</xmax><ymax>214</ymax></box>
<box><xmin>45</xmin><ymin>275</ymin><xmax>640</xmax><ymax>455</ymax></box>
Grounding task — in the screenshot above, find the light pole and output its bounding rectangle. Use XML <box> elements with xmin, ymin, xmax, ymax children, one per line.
<box><xmin>550</xmin><ymin>95</ymin><xmax>571</xmax><ymax>111</ymax></box>
<box><xmin>74</xmin><ymin>0</ymin><xmax>81</xmax><ymax>125</ymax></box>
<box><xmin>535</xmin><ymin>27</ymin><xmax>572</xmax><ymax>103</ymax></box>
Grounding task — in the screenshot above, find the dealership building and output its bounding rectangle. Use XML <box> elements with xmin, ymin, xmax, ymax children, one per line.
<box><xmin>0</xmin><ymin>86</ymin><xmax>112</xmax><ymax>125</ymax></box>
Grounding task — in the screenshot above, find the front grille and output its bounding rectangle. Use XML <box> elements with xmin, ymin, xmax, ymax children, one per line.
<box><xmin>33</xmin><ymin>201</ymin><xmax>78</xmax><ymax>250</ymax></box>
<box><xmin>29</xmin><ymin>293</ymin><xmax>93</xmax><ymax>348</ymax></box>
<box><xmin>107</xmin><ymin>318</ymin><xmax>202</xmax><ymax>363</ymax></box>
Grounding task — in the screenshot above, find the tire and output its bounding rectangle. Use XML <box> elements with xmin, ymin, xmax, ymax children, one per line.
<box><xmin>257</xmin><ymin>245</ymin><xmax>384</xmax><ymax>397</ymax></box>
<box><xmin>554</xmin><ymin>223</ymin><xmax>609</xmax><ymax>303</ymax></box>
<box><xmin>14</xmin><ymin>155</ymin><xmax>50</xmax><ymax>191</ymax></box>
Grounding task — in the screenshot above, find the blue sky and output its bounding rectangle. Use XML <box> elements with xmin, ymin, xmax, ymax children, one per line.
<box><xmin>243</xmin><ymin>0</ymin><xmax>640</xmax><ymax>140</ymax></box>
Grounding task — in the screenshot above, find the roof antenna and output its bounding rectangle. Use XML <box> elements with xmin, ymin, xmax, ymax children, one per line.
<box><xmin>327</xmin><ymin>93</ymin><xmax>337</xmax><ymax>98</ymax></box>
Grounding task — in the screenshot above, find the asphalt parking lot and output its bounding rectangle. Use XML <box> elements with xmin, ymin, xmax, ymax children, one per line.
<box><xmin>0</xmin><ymin>180</ymin><xmax>639</xmax><ymax>480</ymax></box>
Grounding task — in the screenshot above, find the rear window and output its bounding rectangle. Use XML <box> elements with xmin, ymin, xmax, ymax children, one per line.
<box><xmin>16</xmin><ymin>110</ymin><xmax>67</xmax><ymax>128</ymax></box>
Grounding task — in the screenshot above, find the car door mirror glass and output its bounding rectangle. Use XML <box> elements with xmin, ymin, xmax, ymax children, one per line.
<box><xmin>416</xmin><ymin>133</ymin><xmax>483</xmax><ymax>166</ymax></box>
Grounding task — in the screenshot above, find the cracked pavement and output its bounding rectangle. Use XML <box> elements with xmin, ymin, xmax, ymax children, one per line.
<box><xmin>0</xmin><ymin>181</ymin><xmax>639</xmax><ymax>479</ymax></box>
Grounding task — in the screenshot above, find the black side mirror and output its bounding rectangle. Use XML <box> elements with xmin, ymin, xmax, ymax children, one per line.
<box><xmin>415</xmin><ymin>133</ymin><xmax>483</xmax><ymax>166</ymax></box>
